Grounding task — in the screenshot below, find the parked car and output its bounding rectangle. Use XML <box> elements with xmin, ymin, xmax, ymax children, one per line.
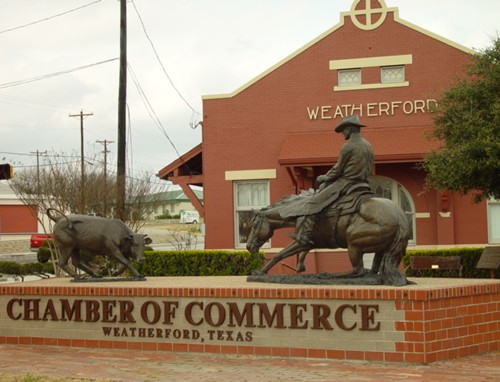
<box><xmin>30</xmin><ymin>233</ymin><xmax>53</xmax><ymax>252</ymax></box>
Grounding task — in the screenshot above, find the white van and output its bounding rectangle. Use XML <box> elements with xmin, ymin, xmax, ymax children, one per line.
<box><xmin>180</xmin><ymin>210</ymin><xmax>200</xmax><ymax>224</ymax></box>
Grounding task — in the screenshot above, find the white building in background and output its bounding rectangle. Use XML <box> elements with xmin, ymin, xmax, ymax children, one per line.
<box><xmin>151</xmin><ymin>189</ymin><xmax>204</xmax><ymax>219</ymax></box>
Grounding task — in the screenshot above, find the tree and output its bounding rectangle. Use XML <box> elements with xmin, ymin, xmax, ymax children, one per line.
<box><xmin>10</xmin><ymin>150</ymin><xmax>168</xmax><ymax>231</ymax></box>
<box><xmin>422</xmin><ymin>37</ymin><xmax>500</xmax><ymax>202</ymax></box>
<box><xmin>10</xmin><ymin>151</ymin><xmax>168</xmax><ymax>275</ymax></box>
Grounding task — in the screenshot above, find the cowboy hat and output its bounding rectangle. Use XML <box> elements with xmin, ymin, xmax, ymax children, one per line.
<box><xmin>334</xmin><ymin>115</ymin><xmax>366</xmax><ymax>132</ymax></box>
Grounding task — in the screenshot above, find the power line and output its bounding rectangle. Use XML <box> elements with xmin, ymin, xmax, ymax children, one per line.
<box><xmin>0</xmin><ymin>151</ymin><xmax>86</xmax><ymax>160</ymax></box>
<box><xmin>130</xmin><ymin>0</ymin><xmax>201</xmax><ymax>128</ymax></box>
<box><xmin>127</xmin><ymin>63</ymin><xmax>196</xmax><ymax>176</ymax></box>
<box><xmin>126</xmin><ymin>103</ymin><xmax>134</xmax><ymax>179</ymax></box>
<box><xmin>0</xmin><ymin>0</ymin><xmax>102</xmax><ymax>35</ymax></box>
<box><xmin>0</xmin><ymin>58</ymin><xmax>119</xmax><ymax>89</ymax></box>
<box><xmin>0</xmin><ymin>151</ymin><xmax>34</xmax><ymax>158</ymax></box>
<box><xmin>124</xmin><ymin>65</ymin><xmax>197</xmax><ymax>177</ymax></box>
<box><xmin>0</xmin><ymin>123</ymin><xmax>68</xmax><ymax>130</ymax></box>
<box><xmin>0</xmin><ymin>150</ymin><xmax>168</xmax><ymax>185</ymax></box>
<box><xmin>0</xmin><ymin>94</ymin><xmax>75</xmax><ymax>111</ymax></box>
<box><xmin>127</xmin><ymin>63</ymin><xmax>182</xmax><ymax>159</ymax></box>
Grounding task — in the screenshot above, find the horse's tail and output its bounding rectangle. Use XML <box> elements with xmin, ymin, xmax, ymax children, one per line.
<box><xmin>379</xmin><ymin>219</ymin><xmax>409</xmax><ymax>286</ymax></box>
<box><xmin>47</xmin><ymin>208</ymin><xmax>73</xmax><ymax>230</ymax></box>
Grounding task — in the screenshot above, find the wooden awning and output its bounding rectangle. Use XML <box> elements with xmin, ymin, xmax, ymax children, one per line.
<box><xmin>156</xmin><ymin>144</ymin><xmax>204</xmax><ymax>217</ymax></box>
<box><xmin>278</xmin><ymin>126</ymin><xmax>440</xmax><ymax>166</ymax></box>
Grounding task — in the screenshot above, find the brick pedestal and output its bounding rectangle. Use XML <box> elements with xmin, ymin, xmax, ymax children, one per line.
<box><xmin>0</xmin><ymin>277</ymin><xmax>498</xmax><ymax>364</ymax></box>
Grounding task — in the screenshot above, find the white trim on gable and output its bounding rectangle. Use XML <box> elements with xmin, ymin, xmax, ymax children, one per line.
<box><xmin>202</xmin><ymin>18</ymin><xmax>346</xmax><ymax>101</ymax></box>
<box><xmin>202</xmin><ymin>3</ymin><xmax>475</xmax><ymax>101</ymax></box>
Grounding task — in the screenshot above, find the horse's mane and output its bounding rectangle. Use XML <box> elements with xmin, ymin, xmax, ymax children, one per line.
<box><xmin>260</xmin><ymin>189</ymin><xmax>314</xmax><ymax>212</ymax></box>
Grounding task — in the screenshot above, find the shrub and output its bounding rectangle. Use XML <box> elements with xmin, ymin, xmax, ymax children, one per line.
<box><xmin>22</xmin><ymin>262</ymin><xmax>54</xmax><ymax>275</ymax></box>
<box><xmin>0</xmin><ymin>261</ymin><xmax>54</xmax><ymax>278</ymax></box>
<box><xmin>155</xmin><ymin>212</ymin><xmax>172</xmax><ymax>220</ymax></box>
<box><xmin>136</xmin><ymin>250</ymin><xmax>265</xmax><ymax>276</ymax></box>
<box><xmin>2</xmin><ymin>250</ymin><xmax>262</xmax><ymax>279</ymax></box>
<box><xmin>38</xmin><ymin>240</ymin><xmax>141</xmax><ymax>276</ymax></box>
<box><xmin>37</xmin><ymin>247</ymin><xmax>52</xmax><ymax>263</ymax></box>
<box><xmin>403</xmin><ymin>247</ymin><xmax>499</xmax><ymax>278</ymax></box>
<box><xmin>0</xmin><ymin>261</ymin><xmax>23</xmax><ymax>276</ymax></box>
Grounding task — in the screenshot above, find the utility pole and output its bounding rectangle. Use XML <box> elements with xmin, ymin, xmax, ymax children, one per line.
<box><xmin>96</xmin><ymin>139</ymin><xmax>114</xmax><ymax>217</ymax></box>
<box><xmin>117</xmin><ymin>0</ymin><xmax>127</xmax><ymax>221</ymax></box>
<box><xmin>69</xmin><ymin>109</ymin><xmax>93</xmax><ymax>214</ymax></box>
<box><xmin>30</xmin><ymin>150</ymin><xmax>47</xmax><ymax>194</ymax></box>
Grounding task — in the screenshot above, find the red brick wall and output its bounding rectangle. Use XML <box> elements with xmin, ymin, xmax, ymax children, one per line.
<box><xmin>201</xmin><ymin>9</ymin><xmax>484</xmax><ymax>253</ymax></box>
<box><xmin>395</xmin><ymin>284</ymin><xmax>499</xmax><ymax>363</ymax></box>
<box><xmin>2</xmin><ymin>278</ymin><xmax>497</xmax><ymax>364</ymax></box>
<box><xmin>452</xmin><ymin>196</ymin><xmax>488</xmax><ymax>244</ymax></box>
<box><xmin>0</xmin><ymin>205</ymin><xmax>38</xmax><ymax>234</ymax></box>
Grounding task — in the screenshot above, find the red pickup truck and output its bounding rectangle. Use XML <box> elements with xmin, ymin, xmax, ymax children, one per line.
<box><xmin>30</xmin><ymin>233</ymin><xmax>53</xmax><ymax>252</ymax></box>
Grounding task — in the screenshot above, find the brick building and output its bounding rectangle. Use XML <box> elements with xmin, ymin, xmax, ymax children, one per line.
<box><xmin>157</xmin><ymin>0</ymin><xmax>499</xmax><ymax>273</ymax></box>
<box><xmin>0</xmin><ymin>182</ymin><xmax>38</xmax><ymax>238</ymax></box>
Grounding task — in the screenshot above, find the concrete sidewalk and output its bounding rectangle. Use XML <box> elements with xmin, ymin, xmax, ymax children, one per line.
<box><xmin>0</xmin><ymin>345</ymin><xmax>498</xmax><ymax>382</ymax></box>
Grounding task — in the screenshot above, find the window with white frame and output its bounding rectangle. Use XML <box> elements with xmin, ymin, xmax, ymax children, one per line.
<box><xmin>234</xmin><ymin>181</ymin><xmax>270</xmax><ymax>248</ymax></box>
<box><xmin>338</xmin><ymin>68</ymin><xmax>361</xmax><ymax>86</ymax></box>
<box><xmin>370</xmin><ymin>176</ymin><xmax>416</xmax><ymax>244</ymax></box>
<box><xmin>488</xmin><ymin>199</ymin><xmax>500</xmax><ymax>243</ymax></box>
<box><xmin>381</xmin><ymin>65</ymin><xmax>405</xmax><ymax>83</ymax></box>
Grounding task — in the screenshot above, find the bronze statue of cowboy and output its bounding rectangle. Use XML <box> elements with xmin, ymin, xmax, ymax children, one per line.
<box><xmin>280</xmin><ymin>115</ymin><xmax>374</xmax><ymax>245</ymax></box>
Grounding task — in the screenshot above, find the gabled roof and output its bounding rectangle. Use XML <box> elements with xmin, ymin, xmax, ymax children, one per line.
<box><xmin>203</xmin><ymin>2</ymin><xmax>475</xmax><ymax>101</ymax></box>
<box><xmin>156</xmin><ymin>144</ymin><xmax>205</xmax><ymax>217</ymax></box>
<box><xmin>156</xmin><ymin>143</ymin><xmax>202</xmax><ymax>183</ymax></box>
<box><xmin>151</xmin><ymin>189</ymin><xmax>204</xmax><ymax>203</ymax></box>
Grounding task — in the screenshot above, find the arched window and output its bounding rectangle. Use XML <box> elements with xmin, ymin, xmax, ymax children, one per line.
<box><xmin>370</xmin><ymin>176</ymin><xmax>416</xmax><ymax>244</ymax></box>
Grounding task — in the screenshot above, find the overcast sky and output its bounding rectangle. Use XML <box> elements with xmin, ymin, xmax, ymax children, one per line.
<box><xmin>1</xmin><ymin>0</ymin><xmax>498</xmax><ymax>181</ymax></box>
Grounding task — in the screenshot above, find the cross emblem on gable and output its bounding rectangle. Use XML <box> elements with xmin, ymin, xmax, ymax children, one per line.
<box><xmin>349</xmin><ymin>0</ymin><xmax>389</xmax><ymax>31</ymax></box>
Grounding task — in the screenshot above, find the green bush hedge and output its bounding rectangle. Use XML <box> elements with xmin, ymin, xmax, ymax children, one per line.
<box><xmin>2</xmin><ymin>249</ymin><xmax>263</xmax><ymax>279</ymax></box>
<box><xmin>403</xmin><ymin>247</ymin><xmax>499</xmax><ymax>278</ymax></box>
<box><xmin>37</xmin><ymin>247</ymin><xmax>52</xmax><ymax>263</ymax></box>
<box><xmin>136</xmin><ymin>250</ymin><xmax>265</xmax><ymax>276</ymax></box>
<box><xmin>0</xmin><ymin>261</ymin><xmax>54</xmax><ymax>277</ymax></box>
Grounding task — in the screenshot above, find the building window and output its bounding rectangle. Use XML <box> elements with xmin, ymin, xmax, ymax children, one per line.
<box><xmin>488</xmin><ymin>199</ymin><xmax>500</xmax><ymax>243</ymax></box>
<box><xmin>234</xmin><ymin>181</ymin><xmax>270</xmax><ymax>248</ymax></box>
<box><xmin>370</xmin><ymin>176</ymin><xmax>416</xmax><ymax>244</ymax></box>
<box><xmin>338</xmin><ymin>68</ymin><xmax>361</xmax><ymax>86</ymax></box>
<box><xmin>381</xmin><ymin>65</ymin><xmax>405</xmax><ymax>83</ymax></box>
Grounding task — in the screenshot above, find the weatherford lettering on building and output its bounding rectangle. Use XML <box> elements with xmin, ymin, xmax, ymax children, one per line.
<box><xmin>306</xmin><ymin>99</ymin><xmax>437</xmax><ymax>120</ymax></box>
<box><xmin>158</xmin><ymin>0</ymin><xmax>498</xmax><ymax>261</ymax></box>
<box><xmin>5</xmin><ymin>298</ymin><xmax>382</xmax><ymax>344</ymax></box>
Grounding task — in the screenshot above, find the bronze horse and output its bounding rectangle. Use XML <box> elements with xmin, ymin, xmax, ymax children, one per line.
<box><xmin>246</xmin><ymin>193</ymin><xmax>410</xmax><ymax>286</ymax></box>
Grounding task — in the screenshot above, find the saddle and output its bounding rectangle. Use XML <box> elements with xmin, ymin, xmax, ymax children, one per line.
<box><xmin>320</xmin><ymin>183</ymin><xmax>374</xmax><ymax>220</ymax></box>
<box><xmin>284</xmin><ymin>182</ymin><xmax>374</xmax><ymax>248</ymax></box>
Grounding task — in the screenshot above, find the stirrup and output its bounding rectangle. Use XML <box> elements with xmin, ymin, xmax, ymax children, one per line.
<box><xmin>287</xmin><ymin>232</ymin><xmax>313</xmax><ymax>246</ymax></box>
